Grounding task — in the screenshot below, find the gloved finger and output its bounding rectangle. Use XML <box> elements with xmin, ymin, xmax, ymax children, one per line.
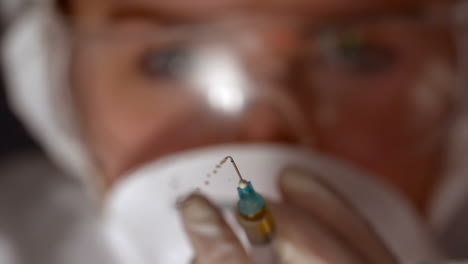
<box><xmin>270</xmin><ymin>203</ymin><xmax>368</xmax><ymax>264</ymax></box>
<box><xmin>278</xmin><ymin>167</ymin><xmax>398</xmax><ymax>264</ymax></box>
<box><xmin>179</xmin><ymin>194</ymin><xmax>253</xmax><ymax>264</ymax></box>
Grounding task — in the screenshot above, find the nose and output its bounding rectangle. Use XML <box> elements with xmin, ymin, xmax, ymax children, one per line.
<box><xmin>235</xmin><ymin>22</ymin><xmax>303</xmax><ymax>82</ymax></box>
<box><xmin>233</xmin><ymin>26</ymin><xmax>313</xmax><ymax>145</ymax></box>
<box><xmin>236</xmin><ymin>88</ymin><xmax>315</xmax><ymax>146</ymax></box>
<box><xmin>238</xmin><ymin>102</ymin><xmax>295</xmax><ymax>143</ymax></box>
<box><xmin>187</xmin><ymin>22</ymin><xmax>314</xmax><ymax>146</ymax></box>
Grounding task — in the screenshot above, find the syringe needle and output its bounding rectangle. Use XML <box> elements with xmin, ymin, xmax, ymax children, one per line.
<box><xmin>221</xmin><ymin>156</ymin><xmax>247</xmax><ymax>184</ymax></box>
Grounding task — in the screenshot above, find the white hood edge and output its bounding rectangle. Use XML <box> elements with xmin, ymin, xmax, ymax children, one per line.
<box><xmin>1</xmin><ymin>4</ymin><xmax>92</xmax><ymax>183</ymax></box>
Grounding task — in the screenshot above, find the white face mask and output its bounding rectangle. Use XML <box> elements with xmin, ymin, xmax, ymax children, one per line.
<box><xmin>101</xmin><ymin>144</ymin><xmax>438</xmax><ymax>264</ymax></box>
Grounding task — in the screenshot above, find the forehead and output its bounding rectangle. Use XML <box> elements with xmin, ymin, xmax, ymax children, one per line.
<box><xmin>70</xmin><ymin>0</ymin><xmax>428</xmax><ymax>24</ymax></box>
<box><xmin>110</xmin><ymin>0</ymin><xmax>417</xmax><ymax>12</ymax></box>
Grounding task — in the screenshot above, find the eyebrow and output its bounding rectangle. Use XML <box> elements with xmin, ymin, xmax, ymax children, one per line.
<box><xmin>110</xmin><ymin>1</ymin><xmax>243</xmax><ymax>25</ymax></box>
<box><xmin>109</xmin><ymin>0</ymin><xmax>421</xmax><ymax>25</ymax></box>
<box><xmin>110</xmin><ymin>7</ymin><xmax>195</xmax><ymax>25</ymax></box>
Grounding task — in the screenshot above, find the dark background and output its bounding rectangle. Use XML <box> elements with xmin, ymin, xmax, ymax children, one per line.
<box><xmin>0</xmin><ymin>71</ymin><xmax>38</xmax><ymax>159</ymax></box>
<box><xmin>0</xmin><ymin>23</ymin><xmax>38</xmax><ymax>159</ymax></box>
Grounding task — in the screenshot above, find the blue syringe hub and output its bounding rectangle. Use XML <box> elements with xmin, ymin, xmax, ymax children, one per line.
<box><xmin>237</xmin><ymin>181</ymin><xmax>265</xmax><ymax>216</ymax></box>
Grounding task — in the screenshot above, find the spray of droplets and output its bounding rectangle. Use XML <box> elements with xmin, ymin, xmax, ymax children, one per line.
<box><xmin>176</xmin><ymin>156</ymin><xmax>240</xmax><ymax>209</ymax></box>
<box><xmin>199</xmin><ymin>156</ymin><xmax>241</xmax><ymax>190</ymax></box>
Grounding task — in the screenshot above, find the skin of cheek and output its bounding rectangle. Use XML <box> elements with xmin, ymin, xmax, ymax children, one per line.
<box><xmin>72</xmin><ymin>40</ymin><xmax>204</xmax><ymax>183</ymax></box>
<box><xmin>406</xmin><ymin>59</ymin><xmax>456</xmax><ymax>151</ymax></box>
<box><xmin>308</xmin><ymin>28</ymin><xmax>455</xmax><ymax>210</ymax></box>
<box><xmin>312</xmin><ymin>35</ymin><xmax>453</xmax><ymax>164</ymax></box>
<box><xmin>312</xmin><ymin>70</ymin><xmax>416</xmax><ymax>163</ymax></box>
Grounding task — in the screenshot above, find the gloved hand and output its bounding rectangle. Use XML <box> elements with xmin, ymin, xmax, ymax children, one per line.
<box><xmin>179</xmin><ymin>167</ymin><xmax>398</xmax><ymax>264</ymax></box>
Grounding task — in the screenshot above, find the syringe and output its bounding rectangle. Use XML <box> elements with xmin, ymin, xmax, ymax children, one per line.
<box><xmin>222</xmin><ymin>156</ymin><xmax>277</xmax><ymax>263</ymax></box>
<box><xmin>236</xmin><ymin>180</ymin><xmax>275</xmax><ymax>244</ymax></box>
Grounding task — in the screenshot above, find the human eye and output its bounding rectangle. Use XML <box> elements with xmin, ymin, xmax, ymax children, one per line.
<box><xmin>315</xmin><ymin>27</ymin><xmax>397</xmax><ymax>75</ymax></box>
<box><xmin>139</xmin><ymin>43</ymin><xmax>193</xmax><ymax>81</ymax></box>
<box><xmin>301</xmin><ymin>23</ymin><xmax>417</xmax><ymax>103</ymax></box>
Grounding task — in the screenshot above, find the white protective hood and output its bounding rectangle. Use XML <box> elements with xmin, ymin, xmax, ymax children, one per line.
<box><xmin>2</xmin><ymin>3</ymin><xmax>91</xmax><ymax>182</ymax></box>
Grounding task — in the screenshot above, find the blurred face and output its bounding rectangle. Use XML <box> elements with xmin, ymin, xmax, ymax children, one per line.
<box><xmin>69</xmin><ymin>0</ymin><xmax>456</xmax><ymax>207</ymax></box>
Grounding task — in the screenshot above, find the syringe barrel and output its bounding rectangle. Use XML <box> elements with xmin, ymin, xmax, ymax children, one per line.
<box><xmin>237</xmin><ymin>206</ymin><xmax>275</xmax><ymax>244</ymax></box>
